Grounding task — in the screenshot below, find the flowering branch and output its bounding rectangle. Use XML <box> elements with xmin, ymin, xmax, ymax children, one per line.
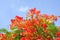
<box><xmin>0</xmin><ymin>8</ymin><xmax>60</xmax><ymax>40</ymax></box>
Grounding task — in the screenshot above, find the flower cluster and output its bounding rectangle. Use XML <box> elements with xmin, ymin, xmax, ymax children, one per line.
<box><xmin>0</xmin><ymin>8</ymin><xmax>60</xmax><ymax>40</ymax></box>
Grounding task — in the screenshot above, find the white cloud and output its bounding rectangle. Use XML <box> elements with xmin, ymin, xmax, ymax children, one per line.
<box><xmin>19</xmin><ymin>6</ymin><xmax>29</xmax><ymax>12</ymax></box>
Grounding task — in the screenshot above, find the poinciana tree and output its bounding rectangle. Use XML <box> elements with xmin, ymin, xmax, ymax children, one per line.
<box><xmin>0</xmin><ymin>8</ymin><xmax>60</xmax><ymax>40</ymax></box>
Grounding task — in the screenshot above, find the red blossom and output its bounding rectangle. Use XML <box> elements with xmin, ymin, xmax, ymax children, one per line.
<box><xmin>20</xmin><ymin>37</ymin><xmax>31</xmax><ymax>40</ymax></box>
<box><xmin>0</xmin><ymin>34</ymin><xmax>6</xmax><ymax>40</ymax></box>
<box><xmin>37</xmin><ymin>36</ymin><xmax>42</xmax><ymax>40</ymax></box>
<box><xmin>36</xmin><ymin>11</ymin><xmax>40</xmax><ymax>16</ymax></box>
<box><xmin>15</xmin><ymin>16</ymin><xmax>23</xmax><ymax>22</ymax></box>
<box><xmin>55</xmin><ymin>38</ymin><xmax>60</xmax><ymax>40</ymax></box>
<box><xmin>47</xmin><ymin>36</ymin><xmax>51</xmax><ymax>40</ymax></box>
<box><xmin>41</xmin><ymin>23</ymin><xmax>47</xmax><ymax>29</ymax></box>
<box><xmin>56</xmin><ymin>32</ymin><xmax>60</xmax><ymax>36</ymax></box>
<box><xmin>30</xmin><ymin>8</ymin><xmax>36</xmax><ymax>13</ymax></box>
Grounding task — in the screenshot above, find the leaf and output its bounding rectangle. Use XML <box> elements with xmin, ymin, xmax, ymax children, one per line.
<box><xmin>14</xmin><ymin>29</ymin><xmax>23</xmax><ymax>34</ymax></box>
<box><xmin>47</xmin><ymin>24</ymin><xmax>58</xmax><ymax>35</ymax></box>
<box><xmin>37</xmin><ymin>27</ymin><xmax>43</xmax><ymax>35</ymax></box>
<box><xmin>6</xmin><ymin>32</ymin><xmax>11</xmax><ymax>38</ymax></box>
<box><xmin>50</xmin><ymin>32</ymin><xmax>54</xmax><ymax>39</ymax></box>
<box><xmin>11</xmin><ymin>26</ymin><xmax>18</xmax><ymax>31</ymax></box>
<box><xmin>0</xmin><ymin>28</ymin><xmax>11</xmax><ymax>38</ymax></box>
<box><xmin>13</xmin><ymin>34</ymin><xmax>20</xmax><ymax>40</ymax></box>
<box><xmin>0</xmin><ymin>28</ymin><xmax>8</xmax><ymax>33</ymax></box>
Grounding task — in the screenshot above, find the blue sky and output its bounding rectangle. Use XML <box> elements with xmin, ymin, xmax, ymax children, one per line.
<box><xmin>0</xmin><ymin>0</ymin><xmax>60</xmax><ymax>29</ymax></box>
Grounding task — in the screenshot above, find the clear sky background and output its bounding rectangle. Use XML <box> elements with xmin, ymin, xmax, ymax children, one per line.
<box><xmin>0</xmin><ymin>0</ymin><xmax>60</xmax><ymax>29</ymax></box>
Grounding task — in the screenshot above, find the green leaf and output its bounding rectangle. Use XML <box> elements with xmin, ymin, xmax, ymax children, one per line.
<box><xmin>0</xmin><ymin>28</ymin><xmax>8</xmax><ymax>33</ymax></box>
<box><xmin>0</xmin><ymin>28</ymin><xmax>11</xmax><ymax>38</ymax></box>
<box><xmin>6</xmin><ymin>32</ymin><xmax>11</xmax><ymax>38</ymax></box>
<box><xmin>14</xmin><ymin>29</ymin><xmax>23</xmax><ymax>34</ymax></box>
<box><xmin>13</xmin><ymin>34</ymin><xmax>20</xmax><ymax>40</ymax></box>
<box><xmin>47</xmin><ymin>24</ymin><xmax>58</xmax><ymax>35</ymax></box>
<box><xmin>11</xmin><ymin>26</ymin><xmax>18</xmax><ymax>31</ymax></box>
<box><xmin>37</xmin><ymin>27</ymin><xmax>43</xmax><ymax>35</ymax></box>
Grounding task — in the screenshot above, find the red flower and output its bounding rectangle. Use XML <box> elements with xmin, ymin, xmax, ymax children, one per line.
<box><xmin>11</xmin><ymin>19</ymin><xmax>15</xmax><ymax>23</ymax></box>
<box><xmin>20</xmin><ymin>37</ymin><xmax>31</xmax><ymax>40</ymax></box>
<box><xmin>47</xmin><ymin>36</ymin><xmax>51</xmax><ymax>40</ymax></box>
<box><xmin>56</xmin><ymin>32</ymin><xmax>60</xmax><ymax>36</ymax></box>
<box><xmin>37</xmin><ymin>36</ymin><xmax>42</xmax><ymax>40</ymax></box>
<box><xmin>33</xmin><ymin>19</ymin><xmax>39</xmax><ymax>26</ymax></box>
<box><xmin>55</xmin><ymin>38</ymin><xmax>60</xmax><ymax>40</ymax></box>
<box><xmin>15</xmin><ymin>16</ymin><xmax>23</xmax><ymax>22</ymax></box>
<box><xmin>0</xmin><ymin>34</ymin><xmax>6</xmax><ymax>40</ymax></box>
<box><xmin>44</xmin><ymin>29</ymin><xmax>49</xmax><ymax>33</ymax></box>
<box><xmin>36</xmin><ymin>11</ymin><xmax>40</xmax><ymax>16</ymax></box>
<box><xmin>27</xmin><ymin>28</ymin><xmax>36</xmax><ymax>34</ymax></box>
<box><xmin>29</xmin><ymin>8</ymin><xmax>36</xmax><ymax>18</ymax></box>
<box><xmin>30</xmin><ymin>8</ymin><xmax>36</xmax><ymax>13</ymax></box>
<box><xmin>41</xmin><ymin>23</ymin><xmax>47</xmax><ymax>29</ymax></box>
